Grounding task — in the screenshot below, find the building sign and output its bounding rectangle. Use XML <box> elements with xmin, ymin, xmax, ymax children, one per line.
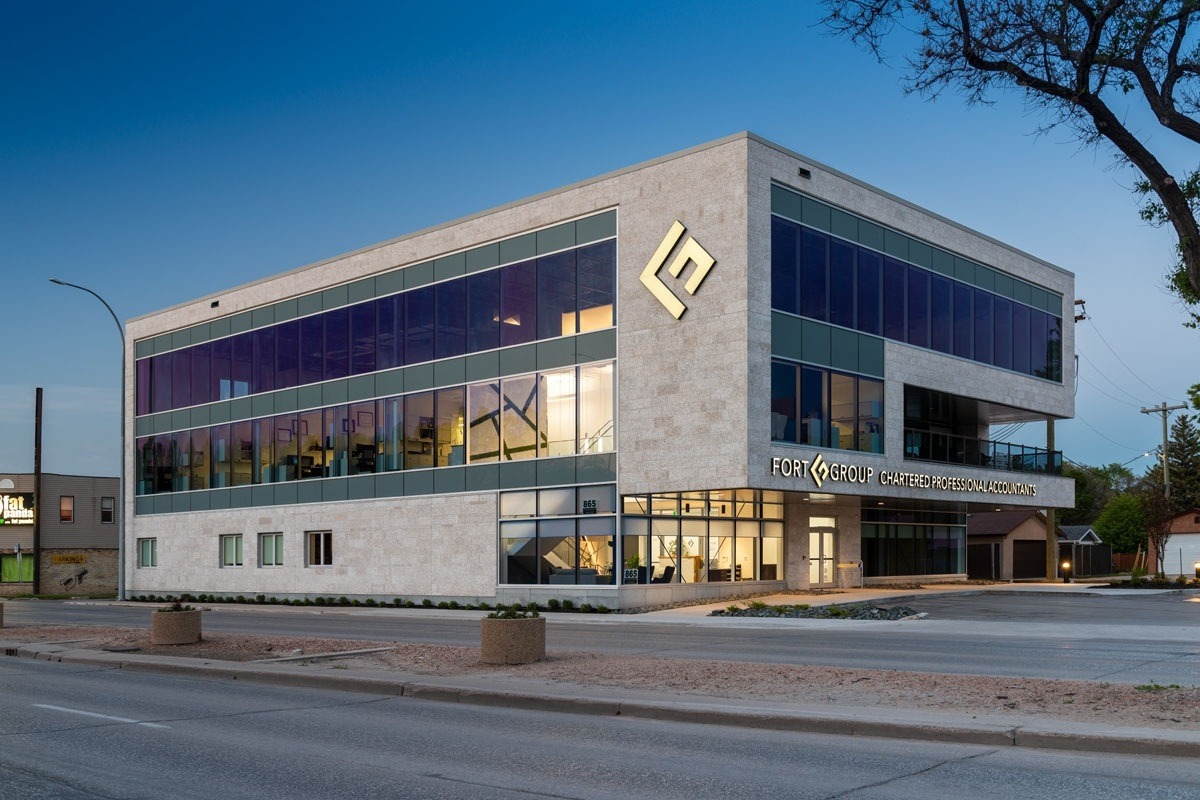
<box><xmin>0</xmin><ymin>494</ymin><xmax>34</xmax><ymax>525</ymax></box>
<box><xmin>770</xmin><ymin>455</ymin><xmax>1038</xmax><ymax>497</ymax></box>
<box><xmin>51</xmin><ymin>554</ymin><xmax>87</xmax><ymax>564</ymax></box>
<box><xmin>640</xmin><ymin>220</ymin><xmax>716</xmax><ymax>319</ymax></box>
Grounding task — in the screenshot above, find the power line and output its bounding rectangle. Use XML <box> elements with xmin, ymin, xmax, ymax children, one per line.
<box><xmin>1076</xmin><ymin>349</ymin><xmax>1154</xmax><ymax>406</ymax></box>
<box><xmin>1081</xmin><ymin>318</ymin><xmax>1172</xmax><ymax>399</ymax></box>
<box><xmin>1077</xmin><ymin>372</ymin><xmax>1147</xmax><ymax>409</ymax></box>
<box><xmin>1070</xmin><ymin>413</ymin><xmax>1150</xmax><ymax>453</ymax></box>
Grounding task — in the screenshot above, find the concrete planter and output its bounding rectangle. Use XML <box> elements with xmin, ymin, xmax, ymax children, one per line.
<box><xmin>480</xmin><ymin>616</ymin><xmax>545</xmax><ymax>664</ymax></box>
<box><xmin>150</xmin><ymin>609</ymin><xmax>202</xmax><ymax>645</ymax></box>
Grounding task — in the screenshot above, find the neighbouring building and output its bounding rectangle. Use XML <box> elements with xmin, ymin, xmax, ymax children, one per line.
<box><xmin>0</xmin><ymin>473</ymin><xmax>119</xmax><ymax>596</ymax></box>
<box><xmin>966</xmin><ymin>510</ymin><xmax>1065</xmax><ymax>581</ymax></box>
<box><xmin>123</xmin><ymin>133</ymin><xmax>1075</xmax><ymax>608</ymax></box>
<box><xmin>1149</xmin><ymin>508</ymin><xmax>1200</xmax><ymax>577</ymax></box>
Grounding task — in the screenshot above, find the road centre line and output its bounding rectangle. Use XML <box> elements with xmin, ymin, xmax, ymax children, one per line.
<box><xmin>33</xmin><ymin>704</ymin><xmax>170</xmax><ymax>729</ymax></box>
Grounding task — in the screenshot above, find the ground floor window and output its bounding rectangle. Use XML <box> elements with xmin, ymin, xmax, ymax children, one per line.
<box><xmin>862</xmin><ymin>505</ymin><xmax>966</xmax><ymax>577</ymax></box>
<box><xmin>137</xmin><ymin>538</ymin><xmax>157</xmax><ymax>568</ymax></box>
<box><xmin>498</xmin><ymin>485</ymin><xmax>616</xmax><ymax>584</ymax></box>
<box><xmin>0</xmin><ymin>553</ymin><xmax>33</xmax><ymax>582</ymax></box>
<box><xmin>620</xmin><ymin>490</ymin><xmax>785</xmax><ymax>584</ymax></box>
<box><xmin>307</xmin><ymin>530</ymin><xmax>333</xmax><ymax>566</ymax></box>
<box><xmin>259</xmin><ymin>532</ymin><xmax>283</xmax><ymax>567</ymax></box>
<box><xmin>220</xmin><ymin>534</ymin><xmax>243</xmax><ymax>567</ymax></box>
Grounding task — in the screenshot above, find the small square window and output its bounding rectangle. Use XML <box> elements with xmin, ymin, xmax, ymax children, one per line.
<box><xmin>220</xmin><ymin>534</ymin><xmax>243</xmax><ymax>567</ymax></box>
<box><xmin>101</xmin><ymin>497</ymin><xmax>115</xmax><ymax>524</ymax></box>
<box><xmin>60</xmin><ymin>496</ymin><xmax>74</xmax><ymax>523</ymax></box>
<box><xmin>259</xmin><ymin>532</ymin><xmax>283</xmax><ymax>567</ymax></box>
<box><xmin>137</xmin><ymin>538</ymin><xmax>157</xmax><ymax>568</ymax></box>
<box><xmin>306</xmin><ymin>530</ymin><xmax>333</xmax><ymax>566</ymax></box>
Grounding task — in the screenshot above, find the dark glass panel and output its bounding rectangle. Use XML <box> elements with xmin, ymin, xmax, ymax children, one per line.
<box><xmin>576</xmin><ymin>239</ymin><xmax>615</xmax><ymax>332</ymax></box>
<box><xmin>930</xmin><ymin>275</ymin><xmax>952</xmax><ymax>354</ymax></box>
<box><xmin>172</xmin><ymin>430</ymin><xmax>190</xmax><ymax>492</ymax></box>
<box><xmin>349</xmin><ymin>301</ymin><xmax>376</xmax><ymax>375</ymax></box>
<box><xmin>298</xmin><ymin>314</ymin><xmax>324</xmax><ymax>385</ymax></box>
<box><xmin>324</xmin><ymin>405</ymin><xmax>349</xmax><ymax>477</ymax></box>
<box><xmin>135</xmin><ymin>436</ymin><xmax>154</xmax><ymax>495</ymax></box>
<box><xmin>799</xmin><ymin>366</ymin><xmax>829</xmax><ymax>447</ymax></box>
<box><xmin>829</xmin><ymin>238</ymin><xmax>855</xmax><ymax>328</ymax></box>
<box><xmin>501</xmin><ymin>260</ymin><xmax>537</xmax><ymax>347</ymax></box>
<box><xmin>210</xmin><ymin>337</ymin><xmax>230</xmax><ymax>401</ymax></box>
<box><xmin>799</xmin><ymin>228</ymin><xmax>828</xmax><ymax>321</ymax></box>
<box><xmin>1012</xmin><ymin>303</ymin><xmax>1031</xmax><ymax>375</ymax></box>
<box><xmin>151</xmin><ymin>352</ymin><xmax>172</xmax><ymax>413</ymax></box>
<box><xmin>252</xmin><ymin>418</ymin><xmax>272</xmax><ymax>485</ymax></box>
<box><xmin>537</xmin><ymin>249</ymin><xmax>576</xmax><ymax>339</ymax></box>
<box><xmin>189</xmin><ymin>342</ymin><xmax>211</xmax><ymax>407</ymax></box>
<box><xmin>231</xmin><ymin>332</ymin><xmax>252</xmax><ymax>397</ymax></box>
<box><xmin>973</xmin><ymin>289</ymin><xmax>994</xmax><ymax>365</ymax></box>
<box><xmin>230</xmin><ymin>420</ymin><xmax>254</xmax><ymax>486</ymax></box>
<box><xmin>1049</xmin><ymin>316</ymin><xmax>1063</xmax><ymax>382</ymax></box>
<box><xmin>154</xmin><ymin>435</ymin><xmax>174</xmax><ymax>493</ymax></box>
<box><xmin>856</xmin><ymin>249</ymin><xmax>882</xmax><ymax>336</ymax></box>
<box><xmin>275</xmin><ymin>320</ymin><xmax>299</xmax><ymax>389</ymax></box>
<box><xmin>323</xmin><ymin>306</ymin><xmax>349</xmax><ymax>381</ymax></box>
<box><xmin>1030</xmin><ymin>310</ymin><xmax>1049</xmax><ymax>378</ymax></box>
<box><xmin>405</xmin><ymin>286</ymin><xmax>435</xmax><ymax>364</ymax></box>
<box><xmin>136</xmin><ymin>360</ymin><xmax>151</xmax><ymax>417</ymax></box>
<box><xmin>770</xmin><ymin>216</ymin><xmax>798</xmax><ymax>314</ymax></box>
<box><xmin>347</xmin><ymin>401</ymin><xmax>376</xmax><ymax>475</ymax></box>
<box><xmin>952</xmin><ymin>282</ymin><xmax>973</xmax><ymax>358</ymax></box>
<box><xmin>377</xmin><ymin>397</ymin><xmax>402</xmax><ymax>472</ymax></box>
<box><xmin>466</xmin><ymin>270</ymin><xmax>500</xmax><ymax>352</ymax></box>
<box><xmin>272</xmin><ymin>413</ymin><xmax>297</xmax><ymax>482</ymax></box>
<box><xmin>436</xmin><ymin>387</ymin><xmax>466</xmax><ymax>467</ymax></box>
<box><xmin>209</xmin><ymin>423</ymin><xmax>230</xmax><ymax>488</ymax></box>
<box><xmin>172</xmin><ymin>347</ymin><xmax>192</xmax><ymax>409</ymax></box>
<box><xmin>857</xmin><ymin>378</ymin><xmax>884</xmax><ymax>453</ymax></box>
<box><xmin>251</xmin><ymin>326</ymin><xmax>276</xmax><ymax>395</ymax></box>
<box><xmin>993</xmin><ymin>297</ymin><xmax>1013</xmax><ymax>370</ymax></box>
<box><xmin>883</xmin><ymin>257</ymin><xmax>906</xmax><ymax>341</ymax></box>
<box><xmin>435</xmin><ymin>279</ymin><xmax>467</xmax><ymax>360</ymax></box>
<box><xmin>906</xmin><ymin>266</ymin><xmax>929</xmax><ymax>348</ymax></box>
<box><xmin>830</xmin><ymin>372</ymin><xmax>856</xmax><ymax>450</ymax></box>
<box><xmin>375</xmin><ymin>295</ymin><xmax>401</xmax><ymax>370</ymax></box>
<box><xmin>770</xmin><ymin>361</ymin><xmax>798</xmax><ymax>443</ymax></box>
<box><xmin>296</xmin><ymin>409</ymin><xmax>324</xmax><ymax>478</ymax></box>
<box><xmin>404</xmin><ymin>391</ymin><xmax>435</xmax><ymax>469</ymax></box>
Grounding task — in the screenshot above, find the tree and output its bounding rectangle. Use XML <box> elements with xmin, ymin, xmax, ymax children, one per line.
<box><xmin>822</xmin><ymin>1</ymin><xmax>1200</xmax><ymax>324</ymax></box>
<box><xmin>1092</xmin><ymin>492</ymin><xmax>1146</xmax><ymax>553</ymax></box>
<box><xmin>1141</xmin><ymin>412</ymin><xmax>1200</xmax><ymax>510</ymax></box>
<box><xmin>1061</xmin><ymin>460</ymin><xmax>1136</xmax><ymax>524</ymax></box>
<box><xmin>1139</xmin><ymin>483</ymin><xmax>1176</xmax><ymax>573</ymax></box>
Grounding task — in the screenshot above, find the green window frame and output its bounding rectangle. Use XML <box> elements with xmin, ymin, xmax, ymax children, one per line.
<box><xmin>137</xmin><ymin>538</ymin><xmax>157</xmax><ymax>568</ymax></box>
<box><xmin>259</xmin><ymin>532</ymin><xmax>283</xmax><ymax>567</ymax></box>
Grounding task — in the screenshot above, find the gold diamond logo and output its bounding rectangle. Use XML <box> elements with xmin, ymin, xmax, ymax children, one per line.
<box><xmin>639</xmin><ymin>220</ymin><xmax>716</xmax><ymax>319</ymax></box>
<box><xmin>810</xmin><ymin>453</ymin><xmax>829</xmax><ymax>489</ymax></box>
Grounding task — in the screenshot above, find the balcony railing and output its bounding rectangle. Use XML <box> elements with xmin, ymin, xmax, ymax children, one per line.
<box><xmin>903</xmin><ymin>429</ymin><xmax>1062</xmax><ymax>475</ymax></box>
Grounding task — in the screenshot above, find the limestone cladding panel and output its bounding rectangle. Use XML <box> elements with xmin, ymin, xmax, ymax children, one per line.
<box><xmin>124</xmin><ymin>492</ymin><xmax>498</xmax><ymax>598</ymax></box>
<box><xmin>615</xmin><ymin>140</ymin><xmax>752</xmax><ymax>495</ymax></box>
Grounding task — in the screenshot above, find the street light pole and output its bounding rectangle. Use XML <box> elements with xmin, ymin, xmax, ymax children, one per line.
<box><xmin>49</xmin><ymin>278</ymin><xmax>126</xmax><ymax>600</ymax></box>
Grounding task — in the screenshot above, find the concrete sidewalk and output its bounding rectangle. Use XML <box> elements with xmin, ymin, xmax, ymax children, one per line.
<box><xmin>4</xmin><ymin>635</ymin><xmax>1198</xmax><ymax>760</ymax></box>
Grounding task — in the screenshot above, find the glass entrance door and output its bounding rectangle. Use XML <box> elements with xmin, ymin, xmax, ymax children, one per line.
<box><xmin>808</xmin><ymin>517</ymin><xmax>837</xmax><ymax>587</ymax></box>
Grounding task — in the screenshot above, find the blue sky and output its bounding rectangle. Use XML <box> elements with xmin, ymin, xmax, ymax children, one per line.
<box><xmin>1</xmin><ymin>1</ymin><xmax>1194</xmax><ymax>478</ymax></box>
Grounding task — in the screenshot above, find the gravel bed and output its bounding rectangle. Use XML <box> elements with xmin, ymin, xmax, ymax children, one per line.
<box><xmin>710</xmin><ymin>602</ymin><xmax>919</xmax><ymax>620</ymax></box>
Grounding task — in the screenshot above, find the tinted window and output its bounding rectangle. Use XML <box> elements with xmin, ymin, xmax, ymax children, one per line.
<box><xmin>973</xmin><ymin>289</ymin><xmax>993</xmax><ymax>365</ymax></box>
<box><xmin>172</xmin><ymin>346</ymin><xmax>192</xmax><ymax>408</ymax></box>
<box><xmin>323</xmin><ymin>307</ymin><xmax>349</xmax><ymax>381</ymax></box>
<box><xmin>501</xmin><ymin>260</ymin><xmax>537</xmax><ymax>347</ymax></box>
<box><xmin>405</xmin><ymin>286</ymin><xmax>435</xmax><ymax>364</ymax></box>
<box><xmin>883</xmin><ymin>257</ymin><xmax>906</xmax><ymax>341</ymax></box>
<box><xmin>349</xmin><ymin>301</ymin><xmax>376</xmax><ymax>375</ymax></box>
<box><xmin>906</xmin><ymin>266</ymin><xmax>929</xmax><ymax>348</ymax></box>
<box><xmin>930</xmin><ymin>275</ymin><xmax>951</xmax><ymax>354</ymax></box>
<box><xmin>856</xmin><ymin>249</ymin><xmax>881</xmax><ymax>335</ymax></box>
<box><xmin>771</xmin><ymin>217</ymin><xmax>798</xmax><ymax>314</ymax></box>
<box><xmin>829</xmin><ymin>239</ymin><xmax>855</xmax><ymax>328</ymax></box>
<box><xmin>298</xmin><ymin>315</ymin><xmax>324</xmax><ymax>385</ymax></box>
<box><xmin>466</xmin><ymin>270</ymin><xmax>500</xmax><ymax>353</ymax></box>
<box><xmin>189</xmin><ymin>342</ymin><xmax>210</xmax><ymax>406</ymax></box>
<box><xmin>435</xmin><ymin>280</ymin><xmax>466</xmax><ymax>360</ymax></box>
<box><xmin>952</xmin><ymin>282</ymin><xmax>972</xmax><ymax>359</ymax></box>
<box><xmin>992</xmin><ymin>297</ymin><xmax>1012</xmax><ymax>370</ymax></box>
<box><xmin>231</xmin><ymin>332</ymin><xmax>252</xmax><ymax>397</ymax></box>
<box><xmin>252</xmin><ymin>326</ymin><xmax>276</xmax><ymax>394</ymax></box>
<box><xmin>576</xmin><ymin>240</ymin><xmax>615</xmax><ymax>332</ymax></box>
<box><xmin>376</xmin><ymin>295</ymin><xmax>401</xmax><ymax>371</ymax></box>
<box><xmin>537</xmin><ymin>250</ymin><xmax>576</xmax><ymax>339</ymax></box>
<box><xmin>275</xmin><ymin>320</ymin><xmax>299</xmax><ymax>389</ymax></box>
<box><xmin>1012</xmin><ymin>303</ymin><xmax>1031</xmax><ymax>375</ymax></box>
<box><xmin>211</xmin><ymin>337</ymin><xmax>230</xmax><ymax>401</ymax></box>
<box><xmin>799</xmin><ymin>228</ymin><xmax>828</xmax><ymax>321</ymax></box>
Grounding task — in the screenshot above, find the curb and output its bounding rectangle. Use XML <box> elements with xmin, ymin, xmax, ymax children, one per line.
<box><xmin>7</xmin><ymin>642</ymin><xmax>1199</xmax><ymax>759</ymax></box>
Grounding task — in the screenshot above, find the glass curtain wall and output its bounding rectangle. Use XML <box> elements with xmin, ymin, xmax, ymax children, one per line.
<box><xmin>135</xmin><ymin>362</ymin><xmax>614</xmax><ymax>495</ymax></box>
<box><xmin>619</xmin><ymin>490</ymin><xmax>784</xmax><ymax>584</ymax></box>
<box><xmin>499</xmin><ymin>485</ymin><xmax>617</xmax><ymax>585</ymax></box>
<box><xmin>135</xmin><ymin>239</ymin><xmax>615</xmax><ymax>416</ymax></box>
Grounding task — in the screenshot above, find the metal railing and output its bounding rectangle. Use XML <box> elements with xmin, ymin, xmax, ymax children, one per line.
<box><xmin>903</xmin><ymin>429</ymin><xmax>1062</xmax><ymax>475</ymax></box>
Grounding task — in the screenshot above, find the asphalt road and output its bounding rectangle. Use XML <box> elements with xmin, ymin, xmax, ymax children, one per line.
<box><xmin>6</xmin><ymin>592</ymin><xmax>1199</xmax><ymax>686</ymax></box>
<box><xmin>2</xmin><ymin>657</ymin><xmax>1198</xmax><ymax>800</ymax></box>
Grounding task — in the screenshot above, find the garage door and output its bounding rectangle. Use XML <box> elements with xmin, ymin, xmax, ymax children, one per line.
<box><xmin>1161</xmin><ymin>534</ymin><xmax>1200</xmax><ymax>576</ymax></box>
<box><xmin>1012</xmin><ymin>541</ymin><xmax>1047</xmax><ymax>580</ymax></box>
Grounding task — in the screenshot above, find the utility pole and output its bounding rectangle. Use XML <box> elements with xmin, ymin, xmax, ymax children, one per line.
<box><xmin>1141</xmin><ymin>402</ymin><xmax>1186</xmax><ymax>502</ymax></box>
